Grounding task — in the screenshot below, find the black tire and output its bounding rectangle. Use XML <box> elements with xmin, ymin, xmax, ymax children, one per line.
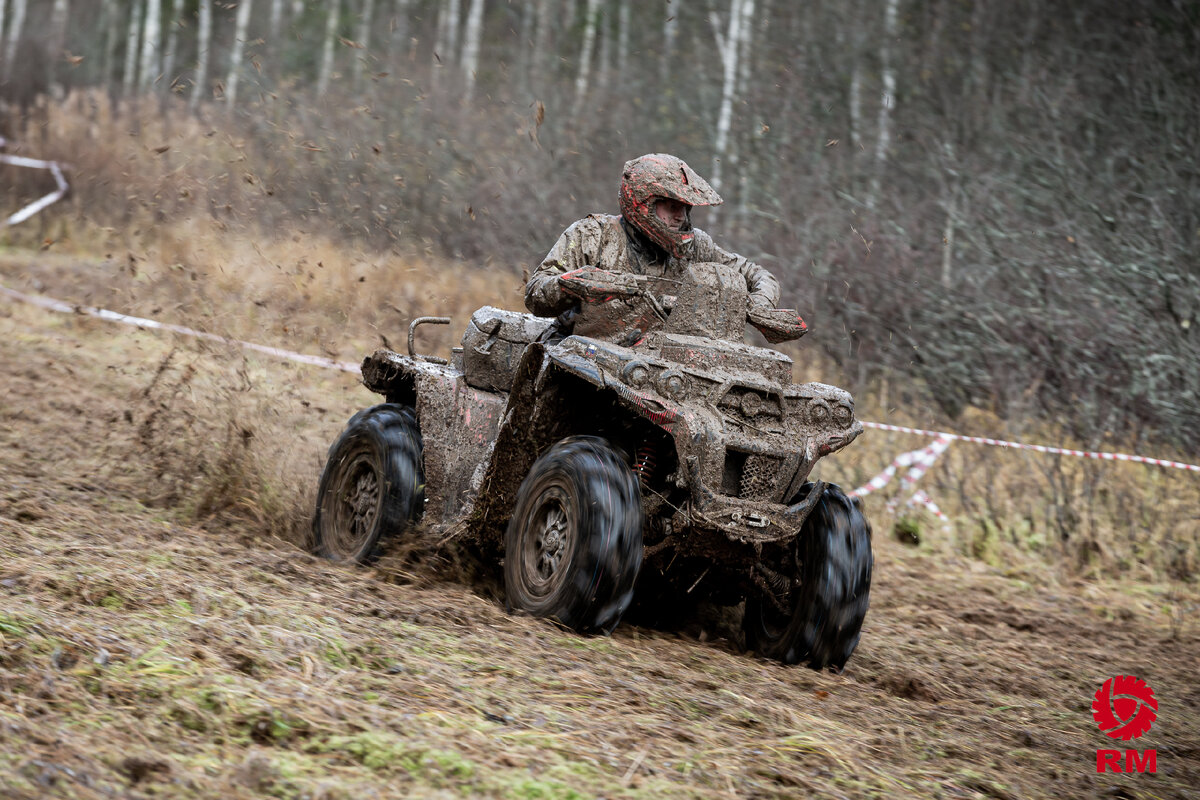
<box><xmin>504</xmin><ymin>436</ymin><xmax>644</xmax><ymax>634</ymax></box>
<box><xmin>744</xmin><ymin>483</ymin><xmax>872</xmax><ymax>671</ymax></box>
<box><xmin>313</xmin><ymin>404</ymin><xmax>424</xmax><ymax>565</ymax></box>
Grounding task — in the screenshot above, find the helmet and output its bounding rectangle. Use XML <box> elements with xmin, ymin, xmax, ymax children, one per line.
<box><xmin>619</xmin><ymin>154</ymin><xmax>723</xmax><ymax>259</ymax></box>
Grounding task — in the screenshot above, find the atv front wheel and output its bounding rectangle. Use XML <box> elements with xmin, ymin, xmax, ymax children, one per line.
<box><xmin>744</xmin><ymin>483</ymin><xmax>872</xmax><ymax>671</ymax></box>
<box><xmin>504</xmin><ymin>436</ymin><xmax>644</xmax><ymax>633</ymax></box>
<box><xmin>313</xmin><ymin>404</ymin><xmax>424</xmax><ymax>564</ymax></box>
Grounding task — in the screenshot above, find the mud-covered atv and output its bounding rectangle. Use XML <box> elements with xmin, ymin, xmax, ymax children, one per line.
<box><xmin>313</xmin><ymin>262</ymin><xmax>872</xmax><ymax>671</ymax></box>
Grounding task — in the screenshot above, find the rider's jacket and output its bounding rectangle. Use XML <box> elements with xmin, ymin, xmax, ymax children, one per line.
<box><xmin>525</xmin><ymin>214</ymin><xmax>780</xmax><ymax>318</ymax></box>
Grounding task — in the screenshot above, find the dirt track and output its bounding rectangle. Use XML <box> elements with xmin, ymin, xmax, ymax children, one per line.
<box><xmin>1</xmin><ymin>272</ymin><xmax>1197</xmax><ymax>799</ymax></box>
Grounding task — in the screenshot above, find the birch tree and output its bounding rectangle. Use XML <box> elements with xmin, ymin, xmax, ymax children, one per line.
<box><xmin>139</xmin><ymin>0</ymin><xmax>161</xmax><ymax>93</ymax></box>
<box><xmin>572</xmin><ymin>0</ymin><xmax>601</xmax><ymax>116</ymax></box>
<box><xmin>616</xmin><ymin>0</ymin><xmax>629</xmax><ymax>79</ymax></box>
<box><xmin>102</xmin><ymin>0</ymin><xmax>121</xmax><ymax>88</ymax></box>
<box><xmin>190</xmin><ymin>0</ymin><xmax>213</xmax><ymax>112</ymax></box>
<box><xmin>660</xmin><ymin>2</ymin><xmax>677</xmax><ymax>82</ymax></box>
<box><xmin>709</xmin><ymin>0</ymin><xmax>751</xmax><ymax>205</ymax></box>
<box><xmin>162</xmin><ymin>0</ymin><xmax>186</xmax><ymax>92</ymax></box>
<box><xmin>122</xmin><ymin>0</ymin><xmax>141</xmax><ymax>96</ymax></box>
<box><xmin>226</xmin><ymin>0</ymin><xmax>255</xmax><ymax>108</ymax></box>
<box><xmin>317</xmin><ymin>0</ymin><xmax>340</xmax><ymax>95</ymax></box>
<box><xmin>461</xmin><ymin>0</ymin><xmax>484</xmax><ymax>101</ymax></box>
<box><xmin>867</xmin><ymin>0</ymin><xmax>898</xmax><ymax>209</ymax></box>
<box><xmin>268</xmin><ymin>0</ymin><xmax>285</xmax><ymax>44</ymax></box>
<box><xmin>2</xmin><ymin>0</ymin><xmax>27</xmax><ymax>81</ymax></box>
<box><xmin>530</xmin><ymin>0</ymin><xmax>551</xmax><ymax>91</ymax></box>
<box><xmin>47</xmin><ymin>0</ymin><xmax>70</xmax><ymax>96</ymax></box>
<box><xmin>354</xmin><ymin>0</ymin><xmax>377</xmax><ymax>94</ymax></box>
<box><xmin>389</xmin><ymin>0</ymin><xmax>412</xmax><ymax>64</ymax></box>
<box><xmin>432</xmin><ymin>0</ymin><xmax>461</xmax><ymax>69</ymax></box>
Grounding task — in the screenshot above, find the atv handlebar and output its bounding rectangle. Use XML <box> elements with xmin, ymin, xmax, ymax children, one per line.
<box><xmin>558</xmin><ymin>268</ymin><xmax>807</xmax><ymax>343</ymax></box>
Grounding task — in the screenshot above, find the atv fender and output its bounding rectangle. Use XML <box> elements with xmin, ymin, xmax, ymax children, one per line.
<box><xmin>361</xmin><ymin>349</ymin><xmax>506</xmax><ymax>528</ymax></box>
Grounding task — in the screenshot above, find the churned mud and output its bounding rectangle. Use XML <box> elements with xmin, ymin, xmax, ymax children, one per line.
<box><xmin>0</xmin><ymin>272</ymin><xmax>1197</xmax><ymax>799</ymax></box>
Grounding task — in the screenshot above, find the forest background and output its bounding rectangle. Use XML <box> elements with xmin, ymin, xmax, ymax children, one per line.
<box><xmin>0</xmin><ymin>0</ymin><xmax>1197</xmax><ymax>581</ymax></box>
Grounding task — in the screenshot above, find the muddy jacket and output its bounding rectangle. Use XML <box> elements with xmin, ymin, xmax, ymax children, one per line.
<box><xmin>525</xmin><ymin>214</ymin><xmax>780</xmax><ymax>318</ymax></box>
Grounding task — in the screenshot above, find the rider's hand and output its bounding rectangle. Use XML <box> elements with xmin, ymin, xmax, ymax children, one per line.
<box><xmin>557</xmin><ymin>267</ymin><xmax>641</xmax><ymax>301</ymax></box>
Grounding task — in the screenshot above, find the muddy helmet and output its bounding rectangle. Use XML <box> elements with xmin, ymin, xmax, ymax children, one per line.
<box><xmin>619</xmin><ymin>153</ymin><xmax>723</xmax><ymax>259</ymax></box>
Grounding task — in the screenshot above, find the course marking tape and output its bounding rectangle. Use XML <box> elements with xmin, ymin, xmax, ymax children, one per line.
<box><xmin>861</xmin><ymin>420</ymin><xmax>1199</xmax><ymax>474</ymax></box>
<box><xmin>1</xmin><ymin>151</ymin><xmax>70</xmax><ymax>227</ymax></box>
<box><xmin>0</xmin><ymin>285</ymin><xmax>361</xmax><ymax>373</ymax></box>
<box><xmin>3</xmin><ymin>284</ymin><xmax>1198</xmax><ymax>484</ymax></box>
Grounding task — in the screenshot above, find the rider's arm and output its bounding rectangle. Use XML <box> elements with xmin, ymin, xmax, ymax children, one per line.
<box><xmin>525</xmin><ymin>218</ymin><xmax>602</xmax><ymax>317</ymax></box>
<box><xmin>691</xmin><ymin>229</ymin><xmax>781</xmax><ymax>309</ymax></box>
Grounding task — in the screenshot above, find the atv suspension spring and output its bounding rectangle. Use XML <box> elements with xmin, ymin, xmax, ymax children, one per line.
<box><xmin>633</xmin><ymin>445</ymin><xmax>657</xmax><ymax>487</ymax></box>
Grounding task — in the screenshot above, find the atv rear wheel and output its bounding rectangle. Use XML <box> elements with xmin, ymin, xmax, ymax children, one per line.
<box><xmin>313</xmin><ymin>404</ymin><xmax>424</xmax><ymax>565</ymax></box>
<box><xmin>504</xmin><ymin>436</ymin><xmax>644</xmax><ymax>633</ymax></box>
<box><xmin>744</xmin><ymin>483</ymin><xmax>872</xmax><ymax>671</ymax></box>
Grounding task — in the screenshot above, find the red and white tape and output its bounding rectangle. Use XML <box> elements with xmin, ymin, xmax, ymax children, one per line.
<box><xmin>850</xmin><ymin>434</ymin><xmax>954</xmax><ymax>521</ymax></box>
<box><xmin>0</xmin><ymin>286</ymin><xmax>361</xmax><ymax>373</ymax></box>
<box><xmin>1</xmin><ymin>150</ymin><xmax>70</xmax><ymax>227</ymax></box>
<box><xmin>861</xmin><ymin>421</ymin><xmax>1199</xmax><ymax>474</ymax></box>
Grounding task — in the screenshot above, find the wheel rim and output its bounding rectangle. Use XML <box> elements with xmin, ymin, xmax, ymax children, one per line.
<box><xmin>517</xmin><ymin>483</ymin><xmax>577</xmax><ymax>602</ymax></box>
<box><xmin>324</xmin><ymin>451</ymin><xmax>382</xmax><ymax>560</ymax></box>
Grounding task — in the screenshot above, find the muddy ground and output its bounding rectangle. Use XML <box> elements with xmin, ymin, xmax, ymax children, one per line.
<box><xmin>0</xmin><ymin>266</ymin><xmax>1197</xmax><ymax>799</ymax></box>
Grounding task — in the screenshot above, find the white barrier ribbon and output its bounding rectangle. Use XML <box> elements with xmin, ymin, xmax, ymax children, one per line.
<box><xmin>1</xmin><ymin>151</ymin><xmax>70</xmax><ymax>227</ymax></box>
<box><xmin>861</xmin><ymin>420</ymin><xmax>1199</xmax><ymax>474</ymax></box>
<box><xmin>0</xmin><ymin>286</ymin><xmax>362</xmax><ymax>373</ymax></box>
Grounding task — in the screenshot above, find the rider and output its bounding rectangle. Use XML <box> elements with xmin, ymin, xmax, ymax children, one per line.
<box><xmin>524</xmin><ymin>154</ymin><xmax>780</xmax><ymax>331</ymax></box>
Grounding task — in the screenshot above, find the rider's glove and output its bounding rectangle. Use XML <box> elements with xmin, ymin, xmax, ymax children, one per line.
<box><xmin>748</xmin><ymin>293</ymin><xmax>775</xmax><ymax>310</ymax></box>
<box><xmin>557</xmin><ymin>267</ymin><xmax>641</xmax><ymax>302</ymax></box>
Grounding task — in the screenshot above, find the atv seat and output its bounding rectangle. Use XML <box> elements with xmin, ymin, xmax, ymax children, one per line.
<box><xmin>461</xmin><ymin>306</ymin><xmax>554</xmax><ymax>392</ymax></box>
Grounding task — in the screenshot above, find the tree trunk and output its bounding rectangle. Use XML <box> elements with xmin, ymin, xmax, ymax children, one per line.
<box><xmin>849</xmin><ymin>66</ymin><xmax>863</xmax><ymax>149</ymax></box>
<box><xmin>868</xmin><ymin>0</ymin><xmax>898</xmax><ymax>209</ymax></box>
<box><xmin>122</xmin><ymin>0</ymin><xmax>141</xmax><ymax>97</ymax></box>
<box><xmin>354</xmin><ymin>0</ymin><xmax>377</xmax><ymax>94</ymax></box>
<box><xmin>102</xmin><ymin>0</ymin><xmax>121</xmax><ymax>88</ymax></box>
<box><xmin>190</xmin><ymin>0</ymin><xmax>213</xmax><ymax>112</ymax></box>
<box><xmin>268</xmin><ymin>0</ymin><xmax>285</xmax><ymax>44</ymax></box>
<box><xmin>47</xmin><ymin>0</ymin><xmax>70</xmax><ymax>97</ymax></box>
<box><xmin>597</xmin><ymin>0</ymin><xmax>611</xmax><ymax>93</ymax></box>
<box><xmin>531</xmin><ymin>0</ymin><xmax>551</xmax><ymax>92</ymax></box>
<box><xmin>226</xmin><ymin>0</ymin><xmax>254</xmax><ymax>108</ymax></box>
<box><xmin>3</xmin><ymin>0</ymin><xmax>28</xmax><ymax>82</ymax></box>
<box><xmin>461</xmin><ymin>0</ymin><xmax>484</xmax><ymax>101</ymax></box>
<box><xmin>140</xmin><ymin>0</ymin><xmax>161</xmax><ymax>93</ymax></box>
<box><xmin>572</xmin><ymin>0</ymin><xmax>601</xmax><ymax>116</ymax></box>
<box><xmin>616</xmin><ymin>0</ymin><xmax>629</xmax><ymax>80</ymax></box>
<box><xmin>431</xmin><ymin>0</ymin><xmax>461</xmax><ymax>89</ymax></box>
<box><xmin>710</xmin><ymin>0</ymin><xmax>749</xmax><ymax>203</ymax></box>
<box><xmin>162</xmin><ymin>0</ymin><xmax>187</xmax><ymax>93</ymax></box>
<box><xmin>318</xmin><ymin>0</ymin><xmax>340</xmax><ymax>95</ymax></box>
<box><xmin>660</xmin><ymin>2</ymin><xmax>677</xmax><ymax>82</ymax></box>
<box><xmin>389</xmin><ymin>0</ymin><xmax>412</xmax><ymax>63</ymax></box>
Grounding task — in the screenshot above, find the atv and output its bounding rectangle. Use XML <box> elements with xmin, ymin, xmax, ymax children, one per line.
<box><xmin>313</xmin><ymin>262</ymin><xmax>872</xmax><ymax>671</ymax></box>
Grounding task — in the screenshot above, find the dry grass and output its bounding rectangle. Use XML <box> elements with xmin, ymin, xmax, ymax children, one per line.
<box><xmin>1</xmin><ymin>293</ymin><xmax>1198</xmax><ymax>799</ymax></box>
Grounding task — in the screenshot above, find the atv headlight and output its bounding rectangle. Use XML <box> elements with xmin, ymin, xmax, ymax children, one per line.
<box><xmin>740</xmin><ymin>391</ymin><xmax>763</xmax><ymax>418</ymax></box>
<box><xmin>833</xmin><ymin>403</ymin><xmax>853</xmax><ymax>427</ymax></box>
<box><xmin>658</xmin><ymin>370</ymin><xmax>687</xmax><ymax>401</ymax></box>
<box><xmin>621</xmin><ymin>360</ymin><xmax>652</xmax><ymax>389</ymax></box>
